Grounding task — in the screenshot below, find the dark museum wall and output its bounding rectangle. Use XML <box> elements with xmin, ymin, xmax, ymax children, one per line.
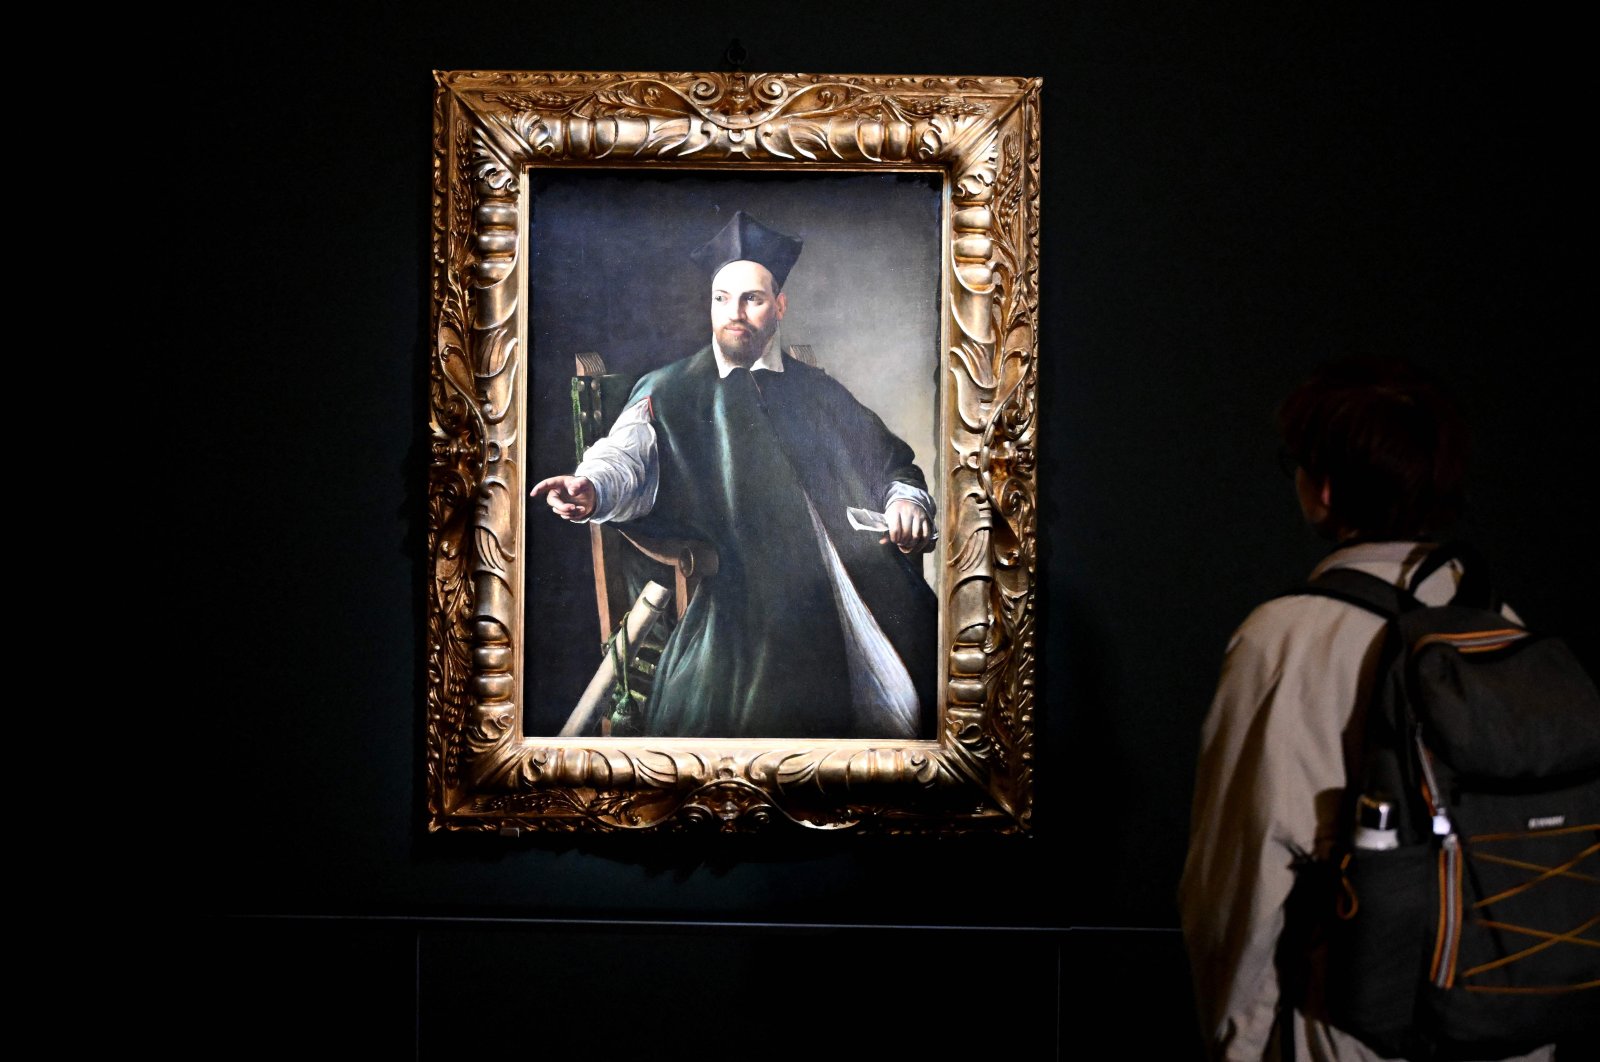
<box><xmin>194</xmin><ymin>4</ymin><xmax>1594</xmax><ymax>1058</ymax></box>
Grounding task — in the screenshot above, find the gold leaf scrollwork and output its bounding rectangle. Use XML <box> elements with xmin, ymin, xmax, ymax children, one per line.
<box><xmin>428</xmin><ymin>71</ymin><xmax>1040</xmax><ymax>834</ymax></box>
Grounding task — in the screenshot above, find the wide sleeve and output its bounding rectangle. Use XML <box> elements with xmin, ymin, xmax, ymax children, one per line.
<box><xmin>1179</xmin><ymin>597</ymin><xmax>1371</xmax><ymax>1061</ymax></box>
<box><xmin>573</xmin><ymin>398</ymin><xmax>659</xmax><ymax>523</ymax></box>
<box><xmin>882</xmin><ymin>480</ymin><xmax>936</xmax><ymax>519</ymax></box>
<box><xmin>806</xmin><ymin>370</ymin><xmax>926</xmax><ymax>494</ymax></box>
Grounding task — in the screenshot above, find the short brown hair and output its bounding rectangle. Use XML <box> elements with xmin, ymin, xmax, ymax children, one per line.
<box><xmin>1278</xmin><ymin>357</ymin><xmax>1468</xmax><ymax>538</ymax></box>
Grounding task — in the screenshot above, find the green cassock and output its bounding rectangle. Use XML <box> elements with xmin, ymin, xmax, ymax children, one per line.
<box><xmin>620</xmin><ymin>346</ymin><xmax>938</xmax><ymax>739</ymax></box>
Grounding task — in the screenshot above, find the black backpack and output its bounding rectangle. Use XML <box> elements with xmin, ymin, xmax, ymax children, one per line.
<box><xmin>1282</xmin><ymin>545</ymin><xmax>1600</xmax><ymax>1060</ymax></box>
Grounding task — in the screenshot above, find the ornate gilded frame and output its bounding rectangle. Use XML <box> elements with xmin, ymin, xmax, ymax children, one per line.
<box><xmin>428</xmin><ymin>70</ymin><xmax>1041</xmax><ymax>834</ymax></box>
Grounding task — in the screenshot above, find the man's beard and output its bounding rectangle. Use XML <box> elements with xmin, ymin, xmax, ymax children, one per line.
<box><xmin>715</xmin><ymin>320</ymin><xmax>776</xmax><ymax>366</ymax></box>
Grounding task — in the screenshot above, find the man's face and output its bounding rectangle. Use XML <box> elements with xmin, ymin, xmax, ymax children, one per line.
<box><xmin>711</xmin><ymin>260</ymin><xmax>786</xmax><ymax>365</ymax></box>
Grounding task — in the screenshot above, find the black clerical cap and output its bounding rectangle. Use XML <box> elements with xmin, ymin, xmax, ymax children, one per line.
<box><xmin>690</xmin><ymin>211</ymin><xmax>803</xmax><ymax>290</ymax></box>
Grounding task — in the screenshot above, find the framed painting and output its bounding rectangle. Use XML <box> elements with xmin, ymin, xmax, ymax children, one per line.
<box><xmin>428</xmin><ymin>69</ymin><xmax>1040</xmax><ymax>833</ymax></box>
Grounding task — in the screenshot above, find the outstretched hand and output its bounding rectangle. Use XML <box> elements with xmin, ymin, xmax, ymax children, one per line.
<box><xmin>530</xmin><ymin>475</ymin><xmax>596</xmax><ymax>521</ymax></box>
<box><xmin>880</xmin><ymin>498</ymin><xmax>932</xmax><ymax>554</ymax></box>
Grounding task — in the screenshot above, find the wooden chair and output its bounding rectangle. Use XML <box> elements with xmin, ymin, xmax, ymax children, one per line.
<box><xmin>571</xmin><ymin>352</ymin><xmax>720</xmax><ymax>628</ymax></box>
<box><xmin>570</xmin><ymin>352</ymin><xmax>715</xmax><ymax>734</ymax></box>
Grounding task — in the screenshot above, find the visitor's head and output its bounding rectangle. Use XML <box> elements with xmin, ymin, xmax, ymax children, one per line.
<box><xmin>1278</xmin><ymin>357</ymin><xmax>1468</xmax><ymax>540</ymax></box>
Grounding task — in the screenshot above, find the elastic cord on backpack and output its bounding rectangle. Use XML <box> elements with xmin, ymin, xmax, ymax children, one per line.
<box><xmin>1335</xmin><ymin>851</ymin><xmax>1359</xmax><ymax>920</ymax></box>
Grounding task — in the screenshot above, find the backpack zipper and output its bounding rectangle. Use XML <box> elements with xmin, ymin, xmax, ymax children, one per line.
<box><xmin>1413</xmin><ymin>628</ymin><xmax>1527</xmax><ymax>654</ymax></box>
<box><xmin>1432</xmin><ymin>832</ymin><xmax>1463</xmax><ymax>989</ymax></box>
<box><xmin>1408</xmin><ymin>627</ymin><xmax>1530</xmax><ymax>990</ymax></box>
<box><xmin>1415</xmin><ymin>733</ymin><xmax>1463</xmax><ymax>989</ymax></box>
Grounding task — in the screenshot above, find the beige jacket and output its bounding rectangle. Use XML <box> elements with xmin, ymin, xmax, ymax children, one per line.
<box><xmin>1179</xmin><ymin>541</ymin><xmax>1552</xmax><ymax>1062</ymax></box>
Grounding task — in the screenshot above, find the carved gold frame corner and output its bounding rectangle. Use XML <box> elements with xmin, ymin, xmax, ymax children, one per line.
<box><xmin>428</xmin><ymin>70</ymin><xmax>1041</xmax><ymax>834</ymax></box>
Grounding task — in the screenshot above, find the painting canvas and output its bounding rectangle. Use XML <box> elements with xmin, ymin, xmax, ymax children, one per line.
<box><xmin>523</xmin><ymin>170</ymin><xmax>944</xmax><ymax>740</ymax></box>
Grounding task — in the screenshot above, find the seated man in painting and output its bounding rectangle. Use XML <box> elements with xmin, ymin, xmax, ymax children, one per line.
<box><xmin>531</xmin><ymin>211</ymin><xmax>938</xmax><ymax>740</ymax></box>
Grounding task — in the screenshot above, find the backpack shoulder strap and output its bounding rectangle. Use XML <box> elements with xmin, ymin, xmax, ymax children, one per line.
<box><xmin>1293</xmin><ymin>566</ymin><xmax>1415</xmax><ymax>619</ymax></box>
<box><xmin>1406</xmin><ymin>539</ymin><xmax>1500</xmax><ymax>612</ymax></box>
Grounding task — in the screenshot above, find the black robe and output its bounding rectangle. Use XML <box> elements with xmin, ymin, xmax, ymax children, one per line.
<box><xmin>620</xmin><ymin>346</ymin><xmax>938</xmax><ymax>738</ymax></box>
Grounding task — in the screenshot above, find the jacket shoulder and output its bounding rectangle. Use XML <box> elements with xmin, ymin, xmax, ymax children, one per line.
<box><xmin>779</xmin><ymin>354</ymin><xmax>879</xmax><ymax>416</ymax></box>
<box><xmin>1226</xmin><ymin>591</ymin><xmax>1386</xmax><ymax>660</ymax></box>
<box><xmin>631</xmin><ymin>347</ymin><xmax>716</xmax><ymax>401</ymax></box>
<box><xmin>780</xmin><ymin>354</ymin><xmax>844</xmax><ymax>391</ymax></box>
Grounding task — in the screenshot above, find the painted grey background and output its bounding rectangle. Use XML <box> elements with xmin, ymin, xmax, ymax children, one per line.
<box><xmin>525</xmin><ymin>171</ymin><xmax>942</xmax><ymax>732</ymax></box>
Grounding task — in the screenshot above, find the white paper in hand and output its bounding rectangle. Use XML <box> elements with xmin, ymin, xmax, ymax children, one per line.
<box><xmin>846</xmin><ymin>507</ymin><xmax>890</xmax><ymax>533</ymax></box>
<box><xmin>846</xmin><ymin>506</ymin><xmax>938</xmax><ymax>542</ymax></box>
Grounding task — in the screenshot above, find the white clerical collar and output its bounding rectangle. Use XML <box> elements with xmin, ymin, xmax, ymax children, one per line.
<box><xmin>712</xmin><ymin>332</ymin><xmax>786</xmax><ymax>378</ymax></box>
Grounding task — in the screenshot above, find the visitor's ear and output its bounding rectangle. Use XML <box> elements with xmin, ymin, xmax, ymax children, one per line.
<box><xmin>1319</xmin><ymin>478</ymin><xmax>1332</xmax><ymax>509</ymax></box>
<box><xmin>775</xmin><ymin>291</ymin><xmax>787</xmax><ymax>320</ymax></box>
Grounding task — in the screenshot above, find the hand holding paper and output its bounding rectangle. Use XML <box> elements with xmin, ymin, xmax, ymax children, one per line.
<box><xmin>848</xmin><ymin>502</ymin><xmax>936</xmax><ymax>553</ymax></box>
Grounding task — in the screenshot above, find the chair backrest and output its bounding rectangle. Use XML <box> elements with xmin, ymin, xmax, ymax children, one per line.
<box><xmin>571</xmin><ymin>351</ymin><xmax>638</xmax><ymax>463</ymax></box>
<box><xmin>570</xmin><ymin>353</ymin><xmax>639</xmax><ymax>642</ymax></box>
